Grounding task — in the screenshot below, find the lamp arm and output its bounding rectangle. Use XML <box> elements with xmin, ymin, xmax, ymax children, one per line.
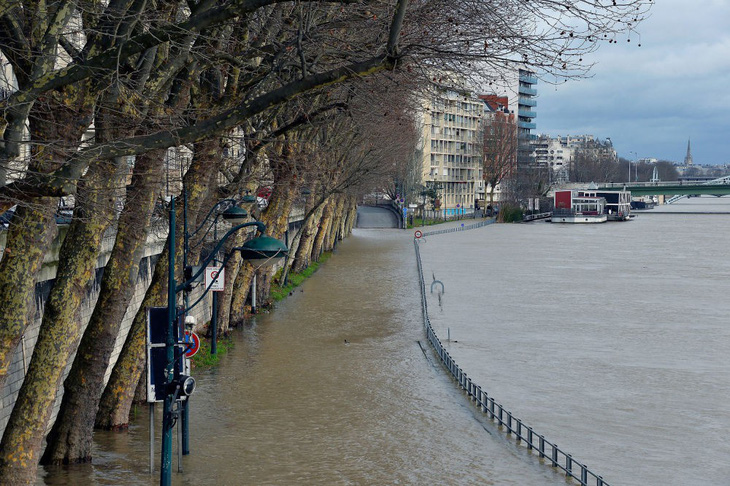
<box><xmin>176</xmin><ymin>220</ymin><xmax>267</xmax><ymax>292</ymax></box>
<box><xmin>179</xmin><ymin>249</ymin><xmax>239</xmax><ymax>314</ymax></box>
<box><xmin>186</xmin><ymin>198</ymin><xmax>237</xmax><ymax>240</ymax></box>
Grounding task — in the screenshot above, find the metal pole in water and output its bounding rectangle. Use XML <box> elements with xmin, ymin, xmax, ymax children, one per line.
<box><xmin>149</xmin><ymin>403</ymin><xmax>154</xmax><ymax>474</ymax></box>
<box><xmin>177</xmin><ymin>409</ymin><xmax>183</xmax><ymax>472</ymax></box>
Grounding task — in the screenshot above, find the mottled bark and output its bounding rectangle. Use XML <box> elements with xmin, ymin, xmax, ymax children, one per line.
<box><xmin>95</xmin><ymin>140</ymin><xmax>218</xmax><ymax>429</ymax></box>
<box><xmin>344</xmin><ymin>196</ymin><xmax>358</xmax><ymax>235</ymax></box>
<box><xmin>310</xmin><ymin>197</ymin><xmax>334</xmax><ymax>262</ymax></box>
<box><xmin>253</xmin><ymin>185</ymin><xmax>295</xmax><ymax>303</ymax></box>
<box><xmin>95</xmin><ymin>239</ymin><xmax>168</xmax><ymax>430</ymax></box>
<box><xmin>41</xmin><ymin>150</ymin><xmax>164</xmax><ymax>464</ymax></box>
<box><xmin>325</xmin><ymin>195</ymin><xmax>345</xmax><ymax>251</ymax></box>
<box><xmin>0</xmin><ymin>91</ymin><xmax>92</xmax><ymax>389</ymax></box>
<box><xmin>217</xmin><ymin>233</ymin><xmax>252</xmax><ymax>330</ymax></box>
<box><xmin>0</xmin><ymin>152</ymin><xmax>124</xmax><ymax>482</ymax></box>
<box><xmin>291</xmin><ymin>204</ymin><xmax>323</xmax><ymax>274</ymax></box>
<box><xmin>0</xmin><ymin>202</ymin><xmax>57</xmax><ymax>388</ymax></box>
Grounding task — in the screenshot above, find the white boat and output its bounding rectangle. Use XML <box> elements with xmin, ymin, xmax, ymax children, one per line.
<box><xmin>551</xmin><ymin>190</ymin><xmax>608</xmax><ymax>224</ymax></box>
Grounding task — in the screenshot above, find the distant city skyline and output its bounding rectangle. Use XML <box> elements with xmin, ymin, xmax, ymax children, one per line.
<box><xmin>536</xmin><ymin>0</ymin><xmax>729</xmax><ymax>166</ymax></box>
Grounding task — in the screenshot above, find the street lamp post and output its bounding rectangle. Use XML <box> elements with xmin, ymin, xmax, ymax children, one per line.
<box><xmin>160</xmin><ymin>196</ymin><xmax>287</xmax><ymax>486</ymax></box>
<box><xmin>630</xmin><ymin>151</ymin><xmax>638</xmax><ymax>182</ymax></box>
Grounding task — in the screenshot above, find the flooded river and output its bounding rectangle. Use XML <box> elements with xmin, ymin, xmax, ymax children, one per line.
<box><xmin>421</xmin><ymin>197</ymin><xmax>730</xmax><ymax>486</ymax></box>
<box><xmin>39</xmin><ymin>197</ymin><xmax>730</xmax><ymax>485</ymax></box>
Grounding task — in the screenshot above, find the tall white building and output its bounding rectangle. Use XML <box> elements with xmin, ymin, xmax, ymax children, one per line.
<box><xmin>419</xmin><ymin>86</ymin><xmax>484</xmax><ymax>215</ymax></box>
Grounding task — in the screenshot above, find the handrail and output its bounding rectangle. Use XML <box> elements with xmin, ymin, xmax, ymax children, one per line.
<box><xmin>421</xmin><ymin>218</ymin><xmax>494</xmax><ymax>237</ymax></box>
<box><xmin>413</xmin><ymin>229</ymin><xmax>610</xmax><ymax>486</ymax></box>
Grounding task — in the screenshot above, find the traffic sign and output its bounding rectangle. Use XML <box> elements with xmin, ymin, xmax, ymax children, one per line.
<box><xmin>205</xmin><ymin>266</ymin><xmax>224</xmax><ymax>292</ymax></box>
<box><xmin>414</xmin><ymin>230</ymin><xmax>423</xmax><ymax>239</ymax></box>
<box><xmin>184</xmin><ymin>331</ymin><xmax>200</xmax><ymax>358</ymax></box>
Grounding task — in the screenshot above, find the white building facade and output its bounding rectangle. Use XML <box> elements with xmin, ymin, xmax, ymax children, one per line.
<box><xmin>420</xmin><ymin>87</ymin><xmax>484</xmax><ymax>215</ymax></box>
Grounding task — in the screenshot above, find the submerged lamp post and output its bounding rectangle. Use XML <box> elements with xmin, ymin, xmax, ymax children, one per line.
<box><xmin>161</xmin><ymin>196</ymin><xmax>287</xmax><ymax>486</ymax></box>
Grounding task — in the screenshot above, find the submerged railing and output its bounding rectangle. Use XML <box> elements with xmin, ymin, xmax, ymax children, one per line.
<box><xmin>421</xmin><ymin>218</ymin><xmax>495</xmax><ymax>237</ymax></box>
<box><xmin>413</xmin><ymin>231</ymin><xmax>610</xmax><ymax>486</ymax></box>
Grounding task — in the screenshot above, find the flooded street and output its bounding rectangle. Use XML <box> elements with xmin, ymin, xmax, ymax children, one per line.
<box><xmin>39</xmin><ymin>197</ymin><xmax>730</xmax><ymax>485</ymax></box>
<box><xmin>40</xmin><ymin>223</ymin><xmax>566</xmax><ymax>484</ymax></box>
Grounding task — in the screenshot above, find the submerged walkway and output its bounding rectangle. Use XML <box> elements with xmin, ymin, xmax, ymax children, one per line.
<box><xmin>356</xmin><ymin>205</ymin><xmax>400</xmax><ymax>228</ymax></box>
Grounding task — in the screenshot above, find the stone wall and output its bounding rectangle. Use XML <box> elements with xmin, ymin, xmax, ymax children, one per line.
<box><xmin>0</xmin><ymin>210</ymin><xmax>303</xmax><ymax>437</ymax></box>
<box><xmin>0</xmin><ymin>228</ymin><xmax>166</xmax><ymax>435</ymax></box>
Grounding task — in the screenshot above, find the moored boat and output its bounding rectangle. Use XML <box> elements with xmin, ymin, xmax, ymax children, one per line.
<box><xmin>552</xmin><ymin>190</ymin><xmax>608</xmax><ymax>224</ymax></box>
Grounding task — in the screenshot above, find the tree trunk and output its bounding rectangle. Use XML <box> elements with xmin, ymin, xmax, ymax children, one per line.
<box><xmin>41</xmin><ymin>149</ymin><xmax>164</xmax><ymax>464</ymax></box>
<box><xmin>95</xmin><ymin>241</ymin><xmax>168</xmax><ymax>430</ymax></box>
<box><xmin>252</xmin><ymin>185</ymin><xmax>295</xmax><ymax>303</ymax></box>
<box><xmin>95</xmin><ymin>140</ymin><xmax>219</xmax><ymax>429</ymax></box>
<box><xmin>325</xmin><ymin>195</ymin><xmax>345</xmax><ymax>251</ymax></box>
<box><xmin>0</xmin><ymin>91</ymin><xmax>92</xmax><ymax>388</ymax></box>
<box><xmin>291</xmin><ymin>204</ymin><xmax>323</xmax><ymax>274</ymax></box>
<box><xmin>0</xmin><ymin>202</ymin><xmax>57</xmax><ymax>388</ymax></box>
<box><xmin>310</xmin><ymin>197</ymin><xmax>334</xmax><ymax>262</ymax></box>
<box><xmin>226</xmin><ymin>258</ymin><xmax>254</xmax><ymax>328</ymax></box>
<box><xmin>0</xmin><ymin>151</ymin><xmax>124</xmax><ymax>481</ymax></box>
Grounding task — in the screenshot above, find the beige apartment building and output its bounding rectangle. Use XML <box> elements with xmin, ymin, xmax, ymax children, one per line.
<box><xmin>420</xmin><ymin>87</ymin><xmax>484</xmax><ymax>215</ymax></box>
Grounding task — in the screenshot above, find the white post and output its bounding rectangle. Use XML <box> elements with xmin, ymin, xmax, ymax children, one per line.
<box><xmin>252</xmin><ymin>274</ymin><xmax>257</xmax><ymax>314</ymax></box>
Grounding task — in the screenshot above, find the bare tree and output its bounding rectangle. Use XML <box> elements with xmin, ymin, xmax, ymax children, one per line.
<box><xmin>482</xmin><ymin>103</ymin><xmax>517</xmax><ymax>209</ymax></box>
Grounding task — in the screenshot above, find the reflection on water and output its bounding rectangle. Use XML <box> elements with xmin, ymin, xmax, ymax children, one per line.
<box><xmin>40</xmin><ymin>227</ymin><xmax>566</xmax><ymax>485</ymax></box>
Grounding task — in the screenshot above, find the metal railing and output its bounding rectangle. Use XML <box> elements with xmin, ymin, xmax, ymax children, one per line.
<box><xmin>421</xmin><ymin>218</ymin><xmax>494</xmax><ymax>236</ymax></box>
<box><xmin>413</xmin><ymin>233</ymin><xmax>610</xmax><ymax>486</ymax></box>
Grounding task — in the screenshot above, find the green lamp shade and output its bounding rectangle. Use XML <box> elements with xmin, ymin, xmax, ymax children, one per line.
<box><xmin>237</xmin><ymin>236</ymin><xmax>288</xmax><ymax>263</ymax></box>
<box><xmin>222</xmin><ymin>206</ymin><xmax>248</xmax><ymax>225</ymax></box>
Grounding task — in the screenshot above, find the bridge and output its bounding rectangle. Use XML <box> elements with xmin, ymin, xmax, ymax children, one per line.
<box><xmin>597</xmin><ymin>175</ymin><xmax>730</xmax><ymax>198</ymax></box>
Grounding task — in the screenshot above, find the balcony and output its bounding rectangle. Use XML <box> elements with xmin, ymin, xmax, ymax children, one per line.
<box><xmin>518</xmin><ymin>110</ymin><xmax>537</xmax><ymax>119</ymax></box>
<box><xmin>519</xmin><ymin>98</ymin><xmax>537</xmax><ymax>107</ymax></box>
<box><xmin>519</xmin><ymin>73</ymin><xmax>538</xmax><ymax>85</ymax></box>
<box><xmin>518</xmin><ymin>86</ymin><xmax>537</xmax><ymax>96</ymax></box>
<box><xmin>518</xmin><ymin>121</ymin><xmax>536</xmax><ymax>130</ymax></box>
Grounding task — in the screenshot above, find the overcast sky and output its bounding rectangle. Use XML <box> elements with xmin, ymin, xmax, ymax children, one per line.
<box><xmin>536</xmin><ymin>0</ymin><xmax>730</xmax><ymax>165</ymax></box>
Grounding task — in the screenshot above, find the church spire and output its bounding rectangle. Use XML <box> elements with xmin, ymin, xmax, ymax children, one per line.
<box><xmin>684</xmin><ymin>138</ymin><xmax>693</xmax><ymax>166</ymax></box>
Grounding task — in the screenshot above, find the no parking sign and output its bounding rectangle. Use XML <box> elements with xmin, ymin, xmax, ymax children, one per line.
<box><xmin>204</xmin><ymin>266</ymin><xmax>225</xmax><ymax>291</ymax></box>
<box><xmin>184</xmin><ymin>331</ymin><xmax>200</xmax><ymax>358</ymax></box>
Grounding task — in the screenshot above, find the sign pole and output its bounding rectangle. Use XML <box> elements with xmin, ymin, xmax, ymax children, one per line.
<box><xmin>211</xmin><ymin>291</ymin><xmax>218</xmax><ymax>355</ymax></box>
<box><xmin>161</xmin><ymin>197</ymin><xmax>176</xmax><ymax>486</ymax></box>
<box><xmin>149</xmin><ymin>403</ymin><xmax>154</xmax><ymax>474</ymax></box>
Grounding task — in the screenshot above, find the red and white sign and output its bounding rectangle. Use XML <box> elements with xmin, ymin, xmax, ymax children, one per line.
<box><xmin>414</xmin><ymin>230</ymin><xmax>423</xmax><ymax>239</ymax></box>
<box><xmin>184</xmin><ymin>331</ymin><xmax>200</xmax><ymax>358</ymax></box>
<box><xmin>204</xmin><ymin>266</ymin><xmax>225</xmax><ymax>292</ymax></box>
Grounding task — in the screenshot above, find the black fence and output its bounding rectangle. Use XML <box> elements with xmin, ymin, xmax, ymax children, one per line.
<box><xmin>413</xmin><ymin>233</ymin><xmax>610</xmax><ymax>486</ymax></box>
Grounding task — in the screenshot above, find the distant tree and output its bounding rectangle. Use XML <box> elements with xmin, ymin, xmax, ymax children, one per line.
<box><xmin>482</xmin><ymin>111</ymin><xmax>517</xmax><ymax>209</ymax></box>
<box><xmin>570</xmin><ymin>139</ymin><xmax>618</xmax><ymax>182</ymax></box>
<box><xmin>654</xmin><ymin>161</ymin><xmax>679</xmax><ymax>180</ymax></box>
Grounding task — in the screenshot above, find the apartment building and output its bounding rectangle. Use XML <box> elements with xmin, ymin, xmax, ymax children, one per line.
<box><xmin>535</xmin><ymin>134</ymin><xmax>617</xmax><ymax>183</ymax></box>
<box><xmin>534</xmin><ymin>134</ymin><xmax>574</xmax><ymax>182</ymax></box>
<box><xmin>420</xmin><ymin>86</ymin><xmax>484</xmax><ymax>215</ymax></box>
<box><xmin>517</xmin><ymin>69</ymin><xmax>538</xmax><ymax>168</ymax></box>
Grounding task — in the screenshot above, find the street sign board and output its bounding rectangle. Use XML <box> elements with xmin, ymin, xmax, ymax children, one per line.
<box><xmin>184</xmin><ymin>331</ymin><xmax>200</xmax><ymax>358</ymax></box>
<box><xmin>205</xmin><ymin>266</ymin><xmax>224</xmax><ymax>292</ymax></box>
<box><xmin>146</xmin><ymin>307</ymin><xmax>184</xmax><ymax>403</ymax></box>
